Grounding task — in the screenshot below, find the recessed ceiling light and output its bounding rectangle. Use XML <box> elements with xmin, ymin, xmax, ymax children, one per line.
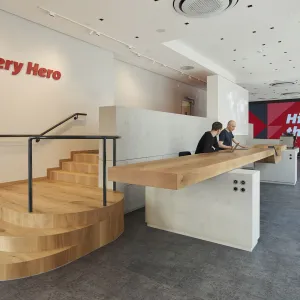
<box><xmin>270</xmin><ymin>27</ymin><xmax>274</xmax><ymax>29</ymax></box>
<box><xmin>284</xmin><ymin>52</ymin><xmax>287</xmax><ymax>53</ymax></box>
<box><xmin>270</xmin><ymin>63</ymin><xmax>272</xmax><ymax>64</ymax></box>
<box><xmin>221</xmin><ymin>38</ymin><xmax>224</xmax><ymax>40</ymax></box>
<box><xmin>180</xmin><ymin>65</ymin><xmax>194</xmax><ymax>71</ymax></box>
<box><xmin>234</xmin><ymin>49</ymin><xmax>237</xmax><ymax>51</ymax></box>
<box><xmin>233</xmin><ymin>60</ymin><xmax>236</xmax><ymax>62</ymax></box>
<box><xmin>289</xmin><ymin>60</ymin><xmax>292</xmax><ymax>62</ymax></box>
<box><xmin>135</xmin><ymin>36</ymin><xmax>139</xmax><ymax>39</ymax></box>
<box><xmin>253</xmin><ymin>31</ymin><xmax>256</xmax><ymax>33</ymax></box>
<box><xmin>263</xmin><ymin>55</ymin><xmax>266</xmax><ymax>57</ymax></box>
<box><xmin>99</xmin><ymin>18</ymin><xmax>104</xmax><ymax>21</ymax></box>
<box><xmin>278</xmin><ymin>41</ymin><xmax>282</xmax><ymax>43</ymax></box>
<box><xmin>185</xmin><ymin>22</ymin><xmax>189</xmax><ymax>25</ymax></box>
<box><xmin>248</xmin><ymin>5</ymin><xmax>253</xmax><ymax>8</ymax></box>
<box><xmin>262</xmin><ymin>44</ymin><xmax>266</xmax><ymax>46</ymax></box>
<box><xmin>156</xmin><ymin>29</ymin><xmax>165</xmax><ymax>33</ymax></box>
<box><xmin>242</xmin><ymin>67</ymin><xmax>245</xmax><ymax>68</ymax></box>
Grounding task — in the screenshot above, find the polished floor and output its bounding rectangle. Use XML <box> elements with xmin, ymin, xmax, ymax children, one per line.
<box><xmin>1</xmin><ymin>170</ymin><xmax>300</xmax><ymax>300</ymax></box>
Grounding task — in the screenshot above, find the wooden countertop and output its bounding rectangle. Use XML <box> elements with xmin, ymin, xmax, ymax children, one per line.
<box><xmin>108</xmin><ymin>146</ymin><xmax>281</xmax><ymax>190</ymax></box>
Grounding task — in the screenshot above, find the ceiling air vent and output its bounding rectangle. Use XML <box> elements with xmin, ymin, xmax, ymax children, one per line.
<box><xmin>269</xmin><ymin>81</ymin><xmax>295</xmax><ymax>87</ymax></box>
<box><xmin>173</xmin><ymin>0</ymin><xmax>239</xmax><ymax>18</ymax></box>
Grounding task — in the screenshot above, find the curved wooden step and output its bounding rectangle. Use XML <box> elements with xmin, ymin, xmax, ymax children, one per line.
<box><xmin>0</xmin><ymin>219</ymin><xmax>122</xmax><ymax>281</ymax></box>
<box><xmin>0</xmin><ymin>220</ymin><xmax>99</xmax><ymax>252</ymax></box>
<box><xmin>0</xmin><ymin>181</ymin><xmax>124</xmax><ymax>228</ymax></box>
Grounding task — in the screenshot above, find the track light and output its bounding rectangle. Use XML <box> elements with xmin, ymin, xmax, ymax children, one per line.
<box><xmin>37</xmin><ymin>6</ymin><xmax>204</xmax><ymax>84</ymax></box>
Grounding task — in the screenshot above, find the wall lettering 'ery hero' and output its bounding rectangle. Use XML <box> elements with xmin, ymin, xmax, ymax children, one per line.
<box><xmin>0</xmin><ymin>57</ymin><xmax>62</xmax><ymax>80</ymax></box>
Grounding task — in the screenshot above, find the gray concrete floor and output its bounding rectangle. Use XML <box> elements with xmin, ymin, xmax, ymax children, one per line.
<box><xmin>2</xmin><ymin>167</ymin><xmax>300</xmax><ymax>300</ymax></box>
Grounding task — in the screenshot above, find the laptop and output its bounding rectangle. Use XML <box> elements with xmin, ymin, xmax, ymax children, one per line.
<box><xmin>231</xmin><ymin>143</ymin><xmax>240</xmax><ymax>152</ymax></box>
<box><xmin>231</xmin><ymin>144</ymin><xmax>249</xmax><ymax>152</ymax></box>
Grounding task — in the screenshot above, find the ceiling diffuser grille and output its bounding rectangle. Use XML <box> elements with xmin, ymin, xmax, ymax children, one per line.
<box><xmin>173</xmin><ymin>0</ymin><xmax>239</xmax><ymax>18</ymax></box>
<box><xmin>281</xmin><ymin>92</ymin><xmax>300</xmax><ymax>97</ymax></box>
<box><xmin>270</xmin><ymin>81</ymin><xmax>296</xmax><ymax>87</ymax></box>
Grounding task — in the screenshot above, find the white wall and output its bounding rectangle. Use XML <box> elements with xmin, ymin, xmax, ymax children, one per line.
<box><xmin>99</xmin><ymin>106</ymin><xmax>214</xmax><ymax>213</ymax></box>
<box><xmin>207</xmin><ymin>75</ymin><xmax>249</xmax><ymax>135</ymax></box>
<box><xmin>0</xmin><ymin>11</ymin><xmax>208</xmax><ymax>183</ymax></box>
<box><xmin>0</xmin><ymin>10</ymin><xmax>114</xmax><ymax>182</ymax></box>
<box><xmin>114</xmin><ymin>60</ymin><xmax>207</xmax><ymax>117</ymax></box>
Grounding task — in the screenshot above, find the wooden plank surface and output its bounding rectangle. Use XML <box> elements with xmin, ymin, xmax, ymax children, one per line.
<box><xmin>108</xmin><ymin>148</ymin><xmax>278</xmax><ymax>190</ymax></box>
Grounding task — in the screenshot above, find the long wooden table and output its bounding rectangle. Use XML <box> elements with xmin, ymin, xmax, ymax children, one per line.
<box><xmin>108</xmin><ymin>146</ymin><xmax>285</xmax><ymax>190</ymax></box>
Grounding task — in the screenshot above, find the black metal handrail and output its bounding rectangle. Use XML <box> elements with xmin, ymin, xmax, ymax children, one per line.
<box><xmin>0</xmin><ymin>113</ymin><xmax>87</xmax><ymax>140</ymax></box>
<box><xmin>0</xmin><ymin>134</ymin><xmax>120</xmax><ymax>213</ymax></box>
<box><xmin>36</xmin><ymin>113</ymin><xmax>87</xmax><ymax>142</ymax></box>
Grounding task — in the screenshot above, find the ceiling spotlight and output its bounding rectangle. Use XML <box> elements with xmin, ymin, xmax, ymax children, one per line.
<box><xmin>180</xmin><ymin>65</ymin><xmax>194</xmax><ymax>70</ymax></box>
<box><xmin>128</xmin><ymin>45</ymin><xmax>134</xmax><ymax>49</ymax></box>
<box><xmin>95</xmin><ymin>32</ymin><xmax>101</xmax><ymax>36</ymax></box>
<box><xmin>137</xmin><ymin>53</ymin><xmax>141</xmax><ymax>57</ymax></box>
<box><xmin>49</xmin><ymin>11</ymin><xmax>56</xmax><ymax>17</ymax></box>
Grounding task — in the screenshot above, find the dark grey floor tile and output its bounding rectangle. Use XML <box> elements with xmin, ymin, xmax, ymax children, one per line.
<box><xmin>2</xmin><ymin>162</ymin><xmax>300</xmax><ymax>300</ymax></box>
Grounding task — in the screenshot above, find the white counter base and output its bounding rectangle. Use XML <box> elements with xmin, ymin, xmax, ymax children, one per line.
<box><xmin>255</xmin><ymin>149</ymin><xmax>298</xmax><ymax>185</ymax></box>
<box><xmin>146</xmin><ymin>169</ymin><xmax>260</xmax><ymax>252</ymax></box>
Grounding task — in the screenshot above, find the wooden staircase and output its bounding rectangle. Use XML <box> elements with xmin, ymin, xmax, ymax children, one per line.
<box><xmin>0</xmin><ymin>150</ymin><xmax>124</xmax><ymax>281</ymax></box>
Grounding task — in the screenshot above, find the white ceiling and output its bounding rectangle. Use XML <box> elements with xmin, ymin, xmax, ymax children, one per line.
<box><xmin>1</xmin><ymin>0</ymin><xmax>300</xmax><ymax>101</ymax></box>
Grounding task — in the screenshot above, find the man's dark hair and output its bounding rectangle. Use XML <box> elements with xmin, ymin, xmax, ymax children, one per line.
<box><xmin>211</xmin><ymin>121</ymin><xmax>223</xmax><ymax>131</ymax></box>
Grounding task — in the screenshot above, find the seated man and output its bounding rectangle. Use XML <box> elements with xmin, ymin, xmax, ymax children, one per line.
<box><xmin>218</xmin><ymin>120</ymin><xmax>247</xmax><ymax>150</ymax></box>
<box><xmin>195</xmin><ymin>122</ymin><xmax>223</xmax><ymax>154</ymax></box>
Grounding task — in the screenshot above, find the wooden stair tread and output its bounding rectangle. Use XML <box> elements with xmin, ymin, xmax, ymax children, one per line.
<box><xmin>50</xmin><ymin>170</ymin><xmax>98</xmax><ymax>177</ymax></box>
<box><xmin>0</xmin><ymin>246</ymin><xmax>72</xmax><ymax>264</ymax></box>
<box><xmin>0</xmin><ymin>181</ymin><xmax>123</xmax><ymax>214</ymax></box>
<box><xmin>63</xmin><ymin>162</ymin><xmax>98</xmax><ymax>166</ymax></box>
<box><xmin>0</xmin><ymin>219</ymin><xmax>86</xmax><ymax>237</ymax></box>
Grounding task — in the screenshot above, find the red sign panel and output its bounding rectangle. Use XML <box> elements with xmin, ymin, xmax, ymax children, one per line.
<box><xmin>267</xmin><ymin>101</ymin><xmax>300</xmax><ymax>146</ymax></box>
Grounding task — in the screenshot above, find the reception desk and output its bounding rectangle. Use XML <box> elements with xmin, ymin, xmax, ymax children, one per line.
<box><xmin>108</xmin><ymin>146</ymin><xmax>283</xmax><ymax>252</ymax></box>
<box><xmin>255</xmin><ymin>147</ymin><xmax>299</xmax><ymax>185</ymax></box>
